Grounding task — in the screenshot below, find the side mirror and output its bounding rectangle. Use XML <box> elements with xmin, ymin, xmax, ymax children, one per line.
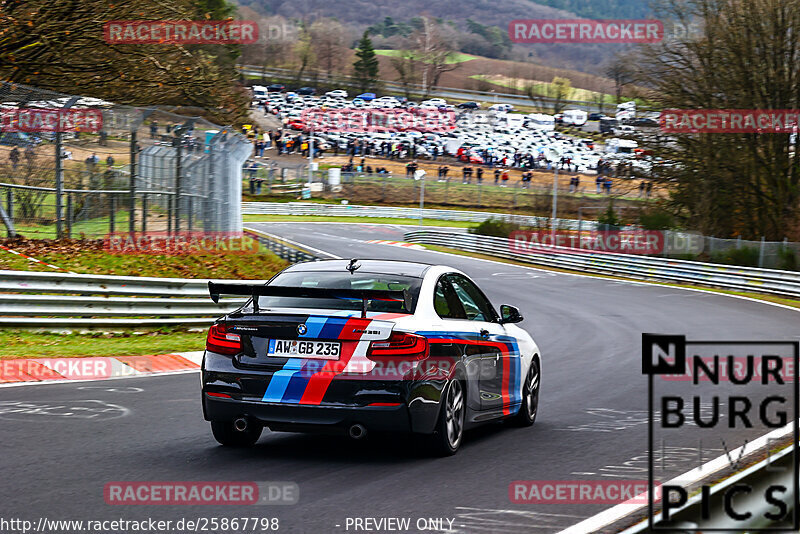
<box><xmin>499</xmin><ymin>305</ymin><xmax>523</xmax><ymax>324</ymax></box>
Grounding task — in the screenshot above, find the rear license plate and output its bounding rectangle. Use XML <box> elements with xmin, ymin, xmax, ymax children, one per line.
<box><xmin>268</xmin><ymin>339</ymin><xmax>341</xmax><ymax>360</ymax></box>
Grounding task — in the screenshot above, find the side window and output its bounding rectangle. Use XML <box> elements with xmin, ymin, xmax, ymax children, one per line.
<box><xmin>447</xmin><ymin>274</ymin><xmax>496</xmax><ymax>322</ymax></box>
<box><xmin>433</xmin><ymin>277</ymin><xmax>467</xmax><ymax>319</ymax></box>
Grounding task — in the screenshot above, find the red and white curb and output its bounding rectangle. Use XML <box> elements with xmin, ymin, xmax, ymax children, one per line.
<box><xmin>365</xmin><ymin>240</ymin><xmax>426</xmax><ymax>250</ymax></box>
<box><xmin>0</xmin><ymin>244</ymin><xmax>73</xmax><ymax>273</ymax></box>
<box><xmin>0</xmin><ymin>351</ymin><xmax>203</xmax><ymax>387</ymax></box>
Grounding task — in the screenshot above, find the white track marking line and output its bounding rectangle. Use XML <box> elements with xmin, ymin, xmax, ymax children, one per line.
<box><xmin>0</xmin><ymin>369</ymin><xmax>200</xmax><ymax>389</ymax></box>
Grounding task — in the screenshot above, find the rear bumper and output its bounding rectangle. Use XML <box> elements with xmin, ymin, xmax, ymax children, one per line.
<box><xmin>203</xmin><ymin>395</ymin><xmax>411</xmax><ymax>434</ymax></box>
<box><xmin>202</xmin><ymin>351</ymin><xmax>444</xmax><ymax>434</ymax></box>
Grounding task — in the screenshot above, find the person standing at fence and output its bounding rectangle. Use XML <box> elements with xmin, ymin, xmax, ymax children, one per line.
<box><xmin>596</xmin><ymin>174</ymin><xmax>603</xmax><ymax>194</ymax></box>
<box><xmin>106</xmin><ymin>155</ymin><xmax>114</xmax><ymax>167</ymax></box>
<box><xmin>150</xmin><ymin>120</ymin><xmax>158</xmax><ymax>139</ymax></box>
<box><xmin>604</xmin><ymin>176</ymin><xmax>613</xmax><ymax>194</ymax></box>
<box><xmin>432</xmin><ymin>145</ymin><xmax>439</xmax><ymax>161</ymax></box>
<box><xmin>476</xmin><ymin>167</ymin><xmax>483</xmax><ymax>183</ymax></box>
<box><xmin>24</xmin><ymin>145</ymin><xmax>35</xmax><ymax>168</ymax></box>
<box><xmin>494</xmin><ymin>168</ymin><xmax>501</xmax><ymax>185</ymax></box>
<box><xmin>85</xmin><ymin>152</ymin><xmax>99</xmax><ymax>173</ymax></box>
<box><xmin>646</xmin><ymin>181</ymin><xmax>652</xmax><ymax>198</ymax></box>
<box><xmin>9</xmin><ymin>147</ymin><xmax>19</xmax><ymax>170</ymax></box>
<box><xmin>441</xmin><ymin>165</ymin><xmax>449</xmax><ymax>182</ymax></box>
<box><xmin>501</xmin><ymin>169</ymin><xmax>510</xmax><ymax>186</ymax></box>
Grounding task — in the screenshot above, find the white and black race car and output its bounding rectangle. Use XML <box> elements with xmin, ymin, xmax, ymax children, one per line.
<box><xmin>202</xmin><ymin>259</ymin><xmax>541</xmax><ymax>455</ymax></box>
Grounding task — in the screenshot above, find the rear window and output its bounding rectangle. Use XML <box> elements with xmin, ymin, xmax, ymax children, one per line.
<box><xmin>255</xmin><ymin>271</ymin><xmax>422</xmax><ymax>313</ymax></box>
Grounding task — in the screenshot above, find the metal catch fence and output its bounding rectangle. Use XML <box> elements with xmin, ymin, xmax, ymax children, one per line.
<box><xmin>0</xmin><ymin>81</ymin><xmax>251</xmax><ymax>239</ymax></box>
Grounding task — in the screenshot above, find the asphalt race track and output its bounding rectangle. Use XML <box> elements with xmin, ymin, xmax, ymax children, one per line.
<box><xmin>1</xmin><ymin>221</ymin><xmax>798</xmax><ymax>534</ymax></box>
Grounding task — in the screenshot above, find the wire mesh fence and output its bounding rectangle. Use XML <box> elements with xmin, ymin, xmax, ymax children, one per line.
<box><xmin>0</xmin><ymin>81</ymin><xmax>251</xmax><ymax>239</ymax></box>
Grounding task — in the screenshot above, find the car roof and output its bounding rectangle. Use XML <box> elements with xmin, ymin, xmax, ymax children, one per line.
<box><xmin>282</xmin><ymin>259</ymin><xmax>435</xmax><ymax>278</ymax></box>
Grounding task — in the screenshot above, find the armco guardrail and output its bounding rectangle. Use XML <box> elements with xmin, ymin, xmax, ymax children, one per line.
<box><xmin>0</xmin><ymin>270</ymin><xmax>267</xmax><ymax>328</ymax></box>
<box><xmin>403</xmin><ymin>230</ymin><xmax>800</xmax><ymax>299</ymax></box>
<box><xmin>0</xmin><ymin>231</ymin><xmax>323</xmax><ymax>328</ymax></box>
<box><xmin>242</xmin><ymin>202</ymin><xmax>596</xmax><ymax>230</ymax></box>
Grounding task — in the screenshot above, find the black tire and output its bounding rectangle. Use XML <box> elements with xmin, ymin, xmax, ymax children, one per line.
<box><xmin>429</xmin><ymin>379</ymin><xmax>466</xmax><ymax>456</ymax></box>
<box><xmin>513</xmin><ymin>358</ymin><xmax>540</xmax><ymax>427</ymax></box>
<box><xmin>210</xmin><ymin>419</ymin><xmax>263</xmax><ymax>447</ymax></box>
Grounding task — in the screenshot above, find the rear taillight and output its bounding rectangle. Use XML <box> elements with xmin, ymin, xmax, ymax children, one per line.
<box><xmin>206</xmin><ymin>323</ymin><xmax>241</xmax><ymax>356</ymax></box>
<box><xmin>367</xmin><ymin>332</ymin><xmax>429</xmax><ymax>361</ymax></box>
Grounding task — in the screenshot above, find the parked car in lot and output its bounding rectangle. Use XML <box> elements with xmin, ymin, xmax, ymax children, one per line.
<box><xmin>624</xmin><ymin>117</ymin><xmax>660</xmax><ymax>128</ymax></box>
<box><xmin>267</xmin><ymin>84</ymin><xmax>285</xmax><ymax>92</ymax></box>
<box><xmin>326</xmin><ymin>90</ymin><xmax>348</xmax><ymax>98</ymax></box>
<box><xmin>202</xmin><ymin>259</ymin><xmax>542</xmax><ymax>455</ymax></box>
<box><xmin>297</xmin><ymin>87</ymin><xmax>316</xmax><ymax>95</ymax></box>
<box><xmin>588</xmin><ymin>112</ymin><xmax>607</xmax><ymax>121</ymax></box>
<box><xmin>0</xmin><ymin>132</ymin><xmax>42</xmax><ymax>146</ymax></box>
<box><xmin>457</xmin><ymin>102</ymin><xmax>480</xmax><ymax>109</ymax></box>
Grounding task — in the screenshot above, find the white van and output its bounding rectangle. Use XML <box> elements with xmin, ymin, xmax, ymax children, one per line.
<box><xmin>252</xmin><ymin>85</ymin><xmax>269</xmax><ymax>102</ymax></box>
<box><xmin>606</xmin><ymin>138</ymin><xmax>639</xmax><ymax>154</ymax></box>
<box><xmin>562</xmin><ymin>109</ymin><xmax>588</xmax><ymax>126</ymax></box>
<box><xmin>527</xmin><ymin>113</ymin><xmax>556</xmax><ymax>131</ymax></box>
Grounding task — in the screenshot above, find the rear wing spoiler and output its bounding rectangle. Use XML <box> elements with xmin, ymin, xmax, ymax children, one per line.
<box><xmin>208</xmin><ymin>282</ymin><xmax>412</xmax><ymax>317</ymax></box>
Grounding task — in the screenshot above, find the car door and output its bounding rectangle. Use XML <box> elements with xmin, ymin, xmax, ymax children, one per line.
<box><xmin>446</xmin><ymin>274</ymin><xmax>520</xmax><ymax>414</ymax></box>
<box><xmin>428</xmin><ymin>275</ymin><xmax>483</xmax><ymax>411</ymax></box>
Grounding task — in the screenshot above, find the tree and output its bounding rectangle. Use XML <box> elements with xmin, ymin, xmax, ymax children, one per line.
<box><xmin>410</xmin><ymin>16</ymin><xmax>460</xmax><ymax>96</ymax></box>
<box><xmin>352</xmin><ymin>31</ymin><xmax>380</xmax><ymax>93</ymax></box>
<box><xmin>605</xmin><ymin>53</ymin><xmax>635</xmax><ymax>104</ymax></box>
<box><xmin>0</xmin><ymin>0</ymin><xmax>248</xmax><ymax>124</ymax></box>
<box><xmin>525</xmin><ymin>75</ymin><xmax>572</xmax><ymax>113</ymax></box>
<box><xmin>293</xmin><ymin>26</ymin><xmax>316</xmax><ymax>84</ymax></box>
<box><xmin>389</xmin><ymin>49</ymin><xmax>420</xmax><ymax>99</ymax></box>
<box><xmin>310</xmin><ymin>19</ymin><xmax>349</xmax><ymax>79</ymax></box>
<box><xmin>635</xmin><ymin>0</ymin><xmax>800</xmax><ymax>240</ymax></box>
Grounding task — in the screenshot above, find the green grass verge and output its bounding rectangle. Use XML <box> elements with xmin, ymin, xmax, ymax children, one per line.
<box><xmin>0</xmin><ymin>328</ymin><xmax>205</xmax><ymax>359</ymax></box>
<box><xmin>423</xmin><ymin>244</ymin><xmax>800</xmax><ymax>309</ymax></box>
<box><xmin>243</xmin><ymin>214</ymin><xmax>474</xmax><ymax>227</ymax></box>
<box><xmin>13</xmin><ymin>210</ymin><xmax>135</xmax><ymax>240</ymax></box>
<box><xmin>375</xmin><ymin>49</ymin><xmax>476</xmax><ymax>64</ymax></box>
<box><xmin>0</xmin><ymin>239</ymin><xmax>289</xmax><ymax>278</ymax></box>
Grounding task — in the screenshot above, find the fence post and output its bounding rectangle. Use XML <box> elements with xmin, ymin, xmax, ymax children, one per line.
<box><xmin>141</xmin><ymin>194</ymin><xmax>148</xmax><ymax>234</ymax></box>
<box><xmin>167</xmin><ymin>196</ymin><xmax>172</xmax><ymax>235</ymax></box>
<box><xmin>187</xmin><ymin>197</ymin><xmax>193</xmax><ymax>231</ymax></box>
<box><xmin>6</xmin><ymin>189</ymin><xmax>12</xmax><ymax>223</ymax></box>
<box><xmin>175</xmin><ymin>139</ymin><xmax>182</xmax><ymax>233</ymax></box>
<box><xmin>109</xmin><ymin>195</ymin><xmax>116</xmax><ymax>233</ymax></box>
<box><xmin>759</xmin><ymin>236</ymin><xmax>765</xmax><ymax>268</ymax></box>
<box><xmin>129</xmin><ymin>129</ymin><xmax>137</xmax><ymax>233</ymax></box>
<box><xmin>55</xmin><ymin>131</ymin><xmax>64</xmax><ymax>239</ymax></box>
<box><xmin>478</xmin><ymin>183</ymin><xmax>482</xmax><ymax>207</ymax></box>
<box><xmin>66</xmin><ymin>194</ymin><xmax>72</xmax><ymax>238</ymax></box>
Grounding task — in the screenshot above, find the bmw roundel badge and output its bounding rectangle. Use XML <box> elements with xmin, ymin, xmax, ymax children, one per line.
<box><xmin>297</xmin><ymin>324</ymin><xmax>307</xmax><ymax>335</ymax></box>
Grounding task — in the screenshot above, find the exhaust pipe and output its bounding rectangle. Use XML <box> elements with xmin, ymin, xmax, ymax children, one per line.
<box><xmin>348</xmin><ymin>423</ymin><xmax>367</xmax><ymax>440</ymax></box>
<box><xmin>233</xmin><ymin>417</ymin><xmax>249</xmax><ymax>432</ymax></box>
